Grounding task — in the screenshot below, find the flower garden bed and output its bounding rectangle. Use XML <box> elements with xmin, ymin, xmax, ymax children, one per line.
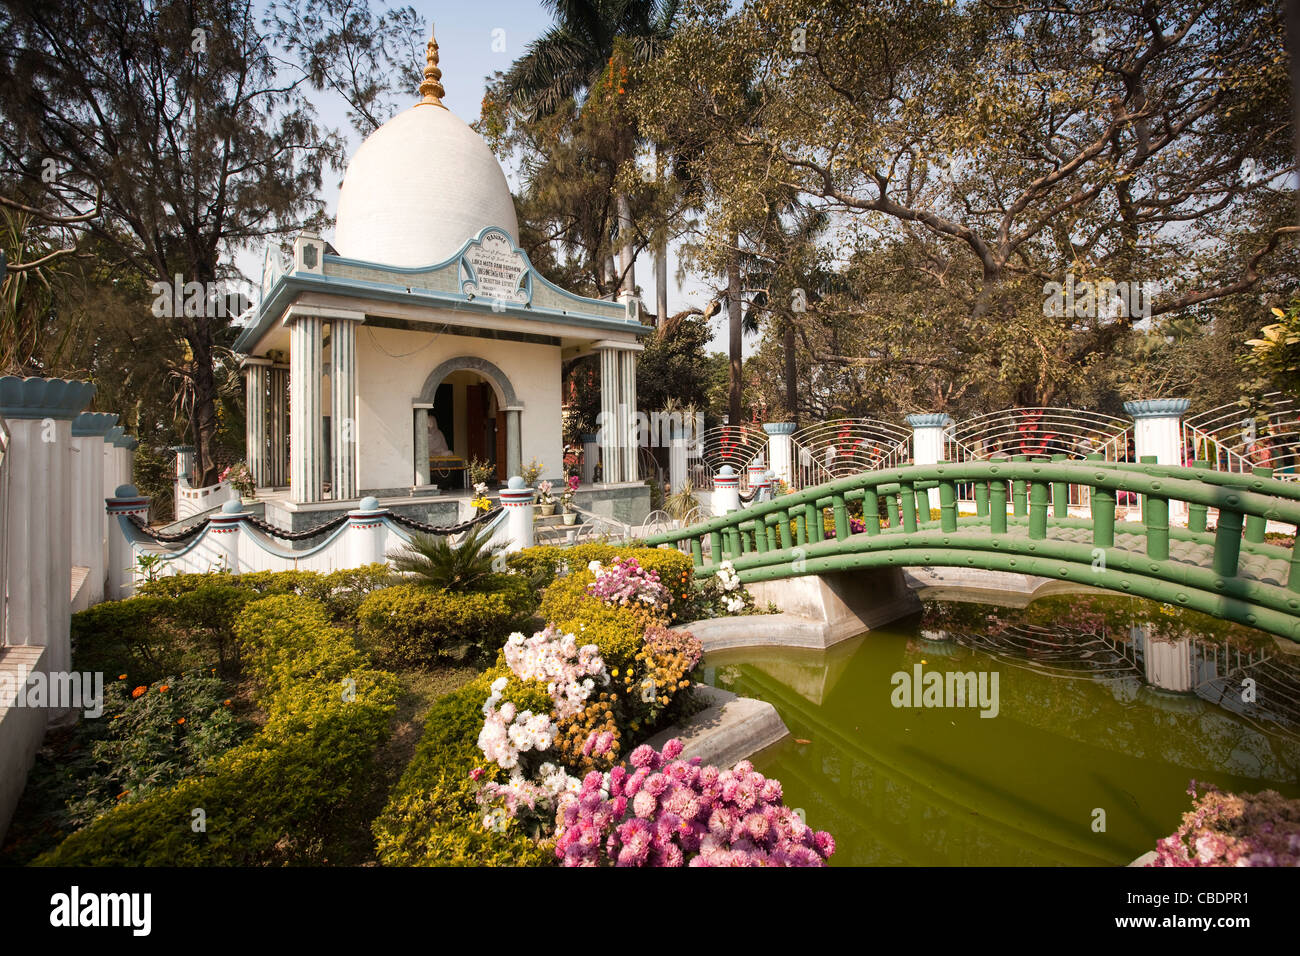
<box><xmin>5</xmin><ymin>542</ymin><xmax>836</xmax><ymax>867</ymax></box>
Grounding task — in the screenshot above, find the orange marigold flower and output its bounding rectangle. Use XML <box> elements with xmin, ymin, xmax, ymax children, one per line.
<box><xmin>116</xmin><ymin>791</ymin><xmax>129</xmax><ymax>800</ymax></box>
<box><xmin>177</xmin><ymin>718</ymin><xmax>186</xmax><ymax>725</ymax></box>
<box><xmin>131</xmin><ymin>686</ymin><xmax>147</xmax><ymax>699</ymax></box>
<box><xmin>223</xmin><ymin>699</ymin><xmax>232</xmax><ymax>707</ymax></box>
<box><xmin>117</xmin><ymin>674</ymin><xmax>127</xmax><ymax>680</ymax></box>
<box><xmin>158</xmin><ymin>684</ymin><xmax>170</xmax><ymax>693</ymax></box>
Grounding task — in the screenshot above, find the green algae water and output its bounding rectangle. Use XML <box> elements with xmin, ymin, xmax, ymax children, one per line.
<box><xmin>708</xmin><ymin>592</ymin><xmax>1300</xmax><ymax>866</ymax></box>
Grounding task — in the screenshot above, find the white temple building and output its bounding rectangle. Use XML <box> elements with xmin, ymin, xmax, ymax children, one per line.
<box><xmin>233</xmin><ymin>28</ymin><xmax>650</xmax><ymax>530</ymax></box>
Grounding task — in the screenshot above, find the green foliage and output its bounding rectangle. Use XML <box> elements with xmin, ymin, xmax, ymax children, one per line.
<box><xmin>1245</xmin><ymin>297</ymin><xmax>1300</xmax><ymax>398</ymax></box>
<box><xmin>72</xmin><ymin>673</ymin><xmax>245</xmax><ymax>826</ymax></box>
<box><xmin>72</xmin><ymin>566</ymin><xmax>395</xmax><ymax>685</ymax></box>
<box><xmin>356</xmin><ymin>576</ymin><xmax>537</xmax><ymax>667</ymax></box>
<box><xmin>388</xmin><ymin>524</ymin><xmax>506</xmax><ymax>592</ymax></box>
<box><xmin>37</xmin><ymin>595</ymin><xmax>400</xmax><ymax>866</ymax></box>
<box><xmin>372</xmin><ymin>675</ymin><xmax>555</xmax><ymax>867</ymax></box>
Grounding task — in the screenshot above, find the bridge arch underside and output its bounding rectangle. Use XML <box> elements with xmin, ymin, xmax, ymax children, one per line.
<box><xmin>711</xmin><ymin>519</ymin><xmax>1300</xmax><ymax>643</ymax></box>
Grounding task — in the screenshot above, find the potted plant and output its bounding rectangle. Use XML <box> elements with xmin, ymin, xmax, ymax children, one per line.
<box><xmin>536</xmin><ymin>480</ymin><xmax>557</xmax><ymax>516</ymax></box>
<box><xmin>561</xmin><ymin>475</ymin><xmax>579</xmax><ymax>524</ymax></box>
<box><xmin>470</xmin><ymin>482</ymin><xmax>493</xmax><ymax>513</ymax></box>
<box><xmin>522</xmin><ymin>458</ymin><xmax>544</xmax><ymax>487</ymax></box>
<box><xmin>221</xmin><ymin>461</ymin><xmax>256</xmax><ymax>502</ymax></box>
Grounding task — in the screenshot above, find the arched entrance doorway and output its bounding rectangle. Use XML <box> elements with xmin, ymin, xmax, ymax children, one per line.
<box><xmin>415</xmin><ymin>357</ymin><xmax>521</xmax><ymax>488</ymax></box>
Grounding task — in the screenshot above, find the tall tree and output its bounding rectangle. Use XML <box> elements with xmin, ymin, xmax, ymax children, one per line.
<box><xmin>0</xmin><ymin>0</ymin><xmax>350</xmax><ymax>483</ymax></box>
<box><xmin>641</xmin><ymin>0</ymin><xmax>1299</xmax><ymax>410</ymax></box>
<box><xmin>498</xmin><ymin>0</ymin><xmax>680</xmax><ymax>302</ymax></box>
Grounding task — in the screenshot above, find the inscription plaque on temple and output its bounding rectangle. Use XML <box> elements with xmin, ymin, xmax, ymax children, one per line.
<box><xmin>461</xmin><ymin>229</ymin><xmax>529</xmax><ymax>305</ymax></box>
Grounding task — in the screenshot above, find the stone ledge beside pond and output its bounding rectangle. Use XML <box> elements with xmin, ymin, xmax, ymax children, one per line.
<box><xmin>643</xmin><ymin>684</ymin><xmax>789</xmax><ymax>770</ymax></box>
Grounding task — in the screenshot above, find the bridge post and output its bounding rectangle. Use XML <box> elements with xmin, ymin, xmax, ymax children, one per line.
<box><xmin>1245</xmin><ymin>467</ymin><xmax>1272</xmax><ymax>543</ymax></box>
<box><xmin>762</xmin><ymin>423</ymin><xmax>796</xmax><ymax>489</ymax></box>
<box><xmin>1050</xmin><ymin>453</ymin><xmax>1069</xmax><ymax>517</ymax></box>
<box><xmin>1011</xmin><ymin>455</ymin><xmax>1029</xmax><ymax>517</ymax></box>
<box><xmin>900</xmin><ymin>482</ymin><xmax>918</xmax><ymax>532</ymax></box>
<box><xmin>1138</xmin><ymin>454</ymin><xmax>1157</xmax><ymax>524</ymax></box>
<box><xmin>974</xmin><ymin>481</ymin><xmax>989</xmax><ymax>517</ymax></box>
<box><xmin>1124</xmin><ymin>399</ymin><xmax>1191</xmax><ymax>524</ymax></box>
<box><xmin>1146</xmin><ymin>495</ymin><xmax>1169</xmax><ymax>560</ymax></box>
<box><xmin>1188</xmin><ymin>460</ymin><xmax>1211</xmax><ymax>532</ymax></box>
<box><xmin>990</xmin><ymin>481</ymin><xmax>1008</xmax><ymax>534</ymax></box>
<box><xmin>1091</xmin><ymin>483</ymin><xmax>1115</xmax><ymax>547</ymax></box>
<box><xmin>832</xmin><ymin>493</ymin><xmax>850</xmax><ymax>539</ymax></box>
<box><xmin>862</xmin><ymin>487</ymin><xmax>881</xmax><ymax>535</ymax></box>
<box><xmin>1029</xmin><ymin>480</ymin><xmax>1048</xmax><ymax>539</ymax></box>
<box><xmin>939</xmin><ymin>480</ymin><xmax>958</xmax><ymax>533</ymax></box>
<box><xmin>905</xmin><ymin>413</ymin><xmax>953</xmax><ymax>510</ymax></box>
<box><xmin>1213</xmin><ymin>510</ymin><xmax>1244</xmax><ymax>577</ymax></box>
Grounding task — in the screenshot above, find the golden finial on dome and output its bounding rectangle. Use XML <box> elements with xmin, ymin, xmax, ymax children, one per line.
<box><xmin>418</xmin><ymin>25</ymin><xmax>447</xmax><ymax>108</ymax></box>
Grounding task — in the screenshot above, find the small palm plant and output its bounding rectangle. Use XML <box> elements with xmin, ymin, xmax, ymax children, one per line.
<box><xmin>387</xmin><ymin>523</ymin><xmax>506</xmax><ymax>592</ymax></box>
<box><xmin>665</xmin><ymin>479</ymin><xmax>700</xmax><ymax>522</ymax></box>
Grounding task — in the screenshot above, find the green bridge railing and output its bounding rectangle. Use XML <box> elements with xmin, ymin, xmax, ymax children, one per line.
<box><xmin>644</xmin><ymin>457</ymin><xmax>1300</xmax><ymax>643</ymax></box>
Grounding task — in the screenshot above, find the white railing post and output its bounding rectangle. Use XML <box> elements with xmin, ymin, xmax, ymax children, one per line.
<box><xmin>498</xmin><ymin>476</ymin><xmax>535</xmax><ymax>552</ymax></box>
<box><xmin>762</xmin><ymin>422</ymin><xmax>796</xmax><ymax>489</ymax></box>
<box><xmin>106</xmin><ymin>484</ymin><xmax>151</xmax><ymax>600</ymax></box>
<box><xmin>1125</xmin><ymin>399</ymin><xmax>1191</xmax><ymax>523</ymax></box>
<box><xmin>712</xmin><ymin>464</ymin><xmax>741</xmax><ymax>515</ymax></box>
<box><xmin>206</xmin><ymin>500</ymin><xmax>246</xmax><ymax>573</ymax></box>
<box><xmin>349</xmin><ymin>496</ymin><xmax>389</xmax><ymax>566</ymax></box>
<box><xmin>906</xmin><ymin>413</ymin><xmax>953</xmax><ymax>509</ymax></box>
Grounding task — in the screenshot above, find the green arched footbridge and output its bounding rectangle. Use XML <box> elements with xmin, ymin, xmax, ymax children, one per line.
<box><xmin>645</xmin><ymin>457</ymin><xmax>1300</xmax><ymax>643</ymax></box>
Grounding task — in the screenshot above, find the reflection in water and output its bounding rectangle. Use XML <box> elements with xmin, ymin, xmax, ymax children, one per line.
<box><xmin>709</xmin><ymin>593</ymin><xmax>1300</xmax><ymax>866</ymax></box>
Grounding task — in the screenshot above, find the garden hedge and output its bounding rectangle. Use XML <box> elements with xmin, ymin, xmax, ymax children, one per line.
<box><xmin>371</xmin><ymin>672</ymin><xmax>554</xmax><ymax>867</ymax></box>
<box><xmin>356</xmin><ymin>574</ymin><xmax>537</xmax><ymax>666</ymax></box>
<box><xmin>72</xmin><ymin>566</ymin><xmax>393</xmax><ymax>683</ymax></box>
<box><xmin>37</xmin><ymin>594</ymin><xmax>399</xmax><ymax>866</ymax></box>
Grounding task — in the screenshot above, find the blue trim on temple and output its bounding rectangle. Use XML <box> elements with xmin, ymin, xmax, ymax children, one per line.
<box><xmin>234</xmin><ymin>226</ymin><xmax>649</xmax><ymax>354</ymax></box>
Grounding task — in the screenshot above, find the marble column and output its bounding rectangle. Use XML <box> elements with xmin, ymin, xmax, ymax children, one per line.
<box><xmin>580</xmin><ymin>432</ymin><xmax>599</xmax><ymax>484</ymax></box>
<box><xmin>619</xmin><ymin>348</ymin><xmax>639</xmax><ymax>482</ymax></box>
<box><xmin>505</xmin><ymin>408</ymin><xmax>523</xmax><ymax>480</ymax></box>
<box><xmin>599</xmin><ymin>347</ymin><xmax>620</xmax><ymax>484</ymax></box>
<box><xmin>331</xmin><ymin>319</ymin><xmax>359</xmax><ymax>500</ymax></box>
<box><xmin>413</xmin><ymin>404</ymin><xmax>431</xmax><ymax>486</ymax></box>
<box><xmin>242</xmin><ymin>358</ymin><xmax>271</xmax><ymax>489</ymax></box>
<box><xmin>0</xmin><ymin>376</ymin><xmax>96</xmax><ymax>715</ymax></box>
<box><xmin>289</xmin><ymin>315</ymin><xmax>324</xmax><ymax>503</ymax></box>
<box><xmin>268</xmin><ymin>365</ymin><xmax>289</xmax><ymax>487</ymax></box>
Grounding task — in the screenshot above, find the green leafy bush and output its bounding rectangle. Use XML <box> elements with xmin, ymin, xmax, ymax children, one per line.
<box><xmin>356</xmin><ymin>575</ymin><xmax>536</xmax><ymax>667</ymax></box>
<box><xmin>37</xmin><ymin>594</ymin><xmax>400</xmax><ymax>866</ymax></box>
<box><xmin>72</xmin><ymin>566</ymin><xmax>395</xmax><ymax>685</ymax></box>
<box><xmin>372</xmin><ymin>674</ymin><xmax>554</xmax><ymax>867</ymax></box>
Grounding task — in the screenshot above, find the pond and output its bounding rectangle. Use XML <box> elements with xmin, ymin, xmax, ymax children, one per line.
<box><xmin>707</xmin><ymin>591</ymin><xmax>1300</xmax><ymax>866</ymax></box>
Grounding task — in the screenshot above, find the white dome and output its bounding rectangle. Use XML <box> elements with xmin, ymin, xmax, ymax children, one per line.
<box><xmin>333</xmin><ymin>104</ymin><xmax>519</xmax><ymax>268</ymax></box>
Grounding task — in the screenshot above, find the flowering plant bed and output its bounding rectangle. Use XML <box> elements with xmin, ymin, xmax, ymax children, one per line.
<box><xmin>1146</xmin><ymin>782</ymin><xmax>1300</xmax><ymax>866</ymax></box>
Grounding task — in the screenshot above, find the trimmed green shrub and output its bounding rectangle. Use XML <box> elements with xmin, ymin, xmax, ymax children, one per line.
<box><xmin>371</xmin><ymin>673</ymin><xmax>553</xmax><ymax>867</ymax></box>
<box><xmin>37</xmin><ymin>594</ymin><xmax>399</xmax><ymax>866</ymax></box>
<box><xmin>356</xmin><ymin>575</ymin><xmax>536</xmax><ymax>667</ymax></box>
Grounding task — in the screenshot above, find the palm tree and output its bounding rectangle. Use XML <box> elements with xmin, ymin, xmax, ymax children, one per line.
<box><xmin>387</xmin><ymin>523</ymin><xmax>507</xmax><ymax>592</ymax></box>
<box><xmin>501</xmin><ymin>0</ymin><xmax>680</xmax><ymax>303</ymax></box>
